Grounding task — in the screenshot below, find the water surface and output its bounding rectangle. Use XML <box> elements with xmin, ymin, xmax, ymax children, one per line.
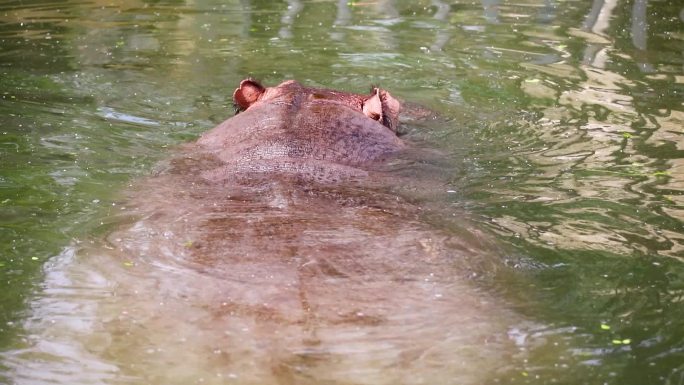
<box><xmin>1</xmin><ymin>0</ymin><xmax>683</xmax><ymax>384</ymax></box>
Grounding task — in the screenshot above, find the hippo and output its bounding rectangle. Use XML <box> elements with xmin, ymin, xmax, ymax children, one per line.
<box><xmin>4</xmin><ymin>80</ymin><xmax>525</xmax><ymax>385</ymax></box>
<box><xmin>194</xmin><ymin>78</ymin><xmax>405</xmax><ymax>184</ymax></box>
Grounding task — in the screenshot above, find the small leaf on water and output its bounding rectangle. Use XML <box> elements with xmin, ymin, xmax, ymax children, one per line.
<box><xmin>622</xmin><ymin>132</ymin><xmax>633</xmax><ymax>139</ymax></box>
<box><xmin>521</xmin><ymin>371</ymin><xmax>529</xmax><ymax>377</ymax></box>
<box><xmin>31</xmin><ymin>257</ymin><xmax>39</xmax><ymax>261</ymax></box>
<box><xmin>183</xmin><ymin>241</ymin><xmax>194</xmax><ymax>248</ymax></box>
<box><xmin>612</xmin><ymin>339</ymin><xmax>623</xmax><ymax>345</ymax></box>
<box><xmin>123</xmin><ymin>261</ymin><xmax>134</xmax><ymax>267</ymax></box>
<box><xmin>600</xmin><ymin>324</ymin><xmax>611</xmax><ymax>330</ymax></box>
<box><xmin>653</xmin><ymin>171</ymin><xmax>669</xmax><ymax>177</ymax></box>
<box><xmin>622</xmin><ymin>338</ymin><xmax>631</xmax><ymax>344</ymax></box>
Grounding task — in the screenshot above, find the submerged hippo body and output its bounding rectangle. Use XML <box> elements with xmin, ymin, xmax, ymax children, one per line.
<box><xmin>6</xmin><ymin>80</ymin><xmax>526</xmax><ymax>385</ymax></box>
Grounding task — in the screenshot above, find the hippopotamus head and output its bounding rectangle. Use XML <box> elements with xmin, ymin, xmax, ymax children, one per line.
<box><xmin>195</xmin><ymin>79</ymin><xmax>406</xmax><ymax>183</ymax></box>
<box><xmin>233</xmin><ymin>79</ymin><xmax>401</xmax><ymax>133</ymax></box>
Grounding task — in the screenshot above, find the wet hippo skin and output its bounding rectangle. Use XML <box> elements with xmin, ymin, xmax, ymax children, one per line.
<box><xmin>195</xmin><ymin>79</ymin><xmax>404</xmax><ymax>184</ymax></box>
<box><xmin>87</xmin><ymin>79</ymin><xmax>519</xmax><ymax>385</ymax></box>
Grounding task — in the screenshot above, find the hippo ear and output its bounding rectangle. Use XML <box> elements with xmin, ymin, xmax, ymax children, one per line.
<box><xmin>378</xmin><ymin>89</ymin><xmax>401</xmax><ymax>133</ymax></box>
<box><xmin>363</xmin><ymin>88</ymin><xmax>401</xmax><ymax>133</ymax></box>
<box><xmin>233</xmin><ymin>79</ymin><xmax>265</xmax><ymax>113</ymax></box>
<box><xmin>362</xmin><ymin>89</ymin><xmax>383</xmax><ymax>122</ymax></box>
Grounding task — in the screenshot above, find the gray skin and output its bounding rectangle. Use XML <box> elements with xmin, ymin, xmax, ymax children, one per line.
<box><xmin>72</xmin><ymin>79</ymin><xmax>518</xmax><ymax>385</ymax></box>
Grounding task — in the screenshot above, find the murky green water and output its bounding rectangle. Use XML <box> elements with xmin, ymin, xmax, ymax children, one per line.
<box><xmin>1</xmin><ymin>0</ymin><xmax>682</xmax><ymax>384</ymax></box>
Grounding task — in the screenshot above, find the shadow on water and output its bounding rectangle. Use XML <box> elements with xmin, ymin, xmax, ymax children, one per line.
<box><xmin>0</xmin><ymin>0</ymin><xmax>683</xmax><ymax>384</ymax></box>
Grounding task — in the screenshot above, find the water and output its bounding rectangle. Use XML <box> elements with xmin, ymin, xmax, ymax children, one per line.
<box><xmin>0</xmin><ymin>0</ymin><xmax>682</xmax><ymax>384</ymax></box>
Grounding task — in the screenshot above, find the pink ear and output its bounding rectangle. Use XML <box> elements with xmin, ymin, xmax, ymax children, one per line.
<box><xmin>379</xmin><ymin>89</ymin><xmax>400</xmax><ymax>133</ymax></box>
<box><xmin>233</xmin><ymin>79</ymin><xmax>265</xmax><ymax>112</ymax></box>
<box><xmin>362</xmin><ymin>88</ymin><xmax>383</xmax><ymax>122</ymax></box>
<box><xmin>363</xmin><ymin>88</ymin><xmax>401</xmax><ymax>133</ymax></box>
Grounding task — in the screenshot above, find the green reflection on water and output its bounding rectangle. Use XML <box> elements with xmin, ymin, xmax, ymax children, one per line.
<box><xmin>0</xmin><ymin>0</ymin><xmax>683</xmax><ymax>383</ymax></box>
